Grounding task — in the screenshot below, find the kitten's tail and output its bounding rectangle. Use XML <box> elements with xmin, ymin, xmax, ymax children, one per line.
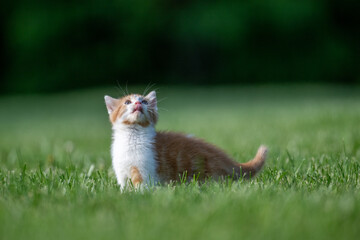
<box><xmin>238</xmin><ymin>145</ymin><xmax>268</xmax><ymax>178</ymax></box>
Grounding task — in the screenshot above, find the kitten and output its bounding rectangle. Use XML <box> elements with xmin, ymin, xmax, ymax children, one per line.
<box><xmin>104</xmin><ymin>91</ymin><xmax>267</xmax><ymax>188</ymax></box>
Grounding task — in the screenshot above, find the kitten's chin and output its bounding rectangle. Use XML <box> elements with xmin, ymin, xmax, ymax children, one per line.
<box><xmin>132</xmin><ymin>111</ymin><xmax>145</xmax><ymax>121</ymax></box>
<box><xmin>122</xmin><ymin>112</ymin><xmax>150</xmax><ymax>127</ymax></box>
<box><xmin>132</xmin><ymin>110</ymin><xmax>143</xmax><ymax>116</ymax></box>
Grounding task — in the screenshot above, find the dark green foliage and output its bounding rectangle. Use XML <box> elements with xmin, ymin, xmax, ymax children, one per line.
<box><xmin>1</xmin><ymin>1</ymin><xmax>359</xmax><ymax>93</ymax></box>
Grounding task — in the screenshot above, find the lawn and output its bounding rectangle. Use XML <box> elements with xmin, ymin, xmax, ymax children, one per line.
<box><xmin>0</xmin><ymin>85</ymin><xmax>359</xmax><ymax>240</ymax></box>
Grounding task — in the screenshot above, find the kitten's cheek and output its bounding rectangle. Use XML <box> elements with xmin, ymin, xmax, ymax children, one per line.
<box><xmin>120</xmin><ymin>113</ymin><xmax>129</xmax><ymax>121</ymax></box>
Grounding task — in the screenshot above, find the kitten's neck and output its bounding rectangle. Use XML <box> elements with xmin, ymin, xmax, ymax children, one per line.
<box><xmin>112</xmin><ymin>123</ymin><xmax>156</xmax><ymax>147</ymax></box>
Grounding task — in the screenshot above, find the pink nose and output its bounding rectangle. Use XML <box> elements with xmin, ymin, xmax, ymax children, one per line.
<box><xmin>134</xmin><ymin>101</ymin><xmax>142</xmax><ymax>111</ymax></box>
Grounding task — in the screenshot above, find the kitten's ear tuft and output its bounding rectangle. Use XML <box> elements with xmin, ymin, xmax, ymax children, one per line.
<box><xmin>104</xmin><ymin>95</ymin><xmax>118</xmax><ymax>114</ymax></box>
<box><xmin>145</xmin><ymin>91</ymin><xmax>157</xmax><ymax>108</ymax></box>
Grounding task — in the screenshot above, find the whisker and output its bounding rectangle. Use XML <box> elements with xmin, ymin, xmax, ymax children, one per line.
<box><xmin>143</xmin><ymin>83</ymin><xmax>156</xmax><ymax>96</ymax></box>
<box><xmin>125</xmin><ymin>81</ymin><xmax>130</xmax><ymax>95</ymax></box>
<box><xmin>158</xmin><ymin>107</ymin><xmax>169</xmax><ymax>112</ymax></box>
<box><xmin>116</xmin><ymin>80</ymin><xmax>127</xmax><ymax>96</ymax></box>
<box><xmin>152</xmin><ymin>87</ymin><xmax>160</xmax><ymax>94</ymax></box>
<box><xmin>156</xmin><ymin>97</ymin><xmax>167</xmax><ymax>103</ymax></box>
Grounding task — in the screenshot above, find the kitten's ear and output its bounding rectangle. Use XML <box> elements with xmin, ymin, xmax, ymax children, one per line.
<box><xmin>145</xmin><ymin>91</ymin><xmax>157</xmax><ymax>109</ymax></box>
<box><xmin>104</xmin><ymin>95</ymin><xmax>118</xmax><ymax>114</ymax></box>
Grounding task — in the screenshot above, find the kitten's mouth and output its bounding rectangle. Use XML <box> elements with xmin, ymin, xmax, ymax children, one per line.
<box><xmin>132</xmin><ymin>109</ymin><xmax>143</xmax><ymax>114</ymax></box>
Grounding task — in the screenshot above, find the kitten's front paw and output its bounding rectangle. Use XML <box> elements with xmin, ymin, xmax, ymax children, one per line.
<box><xmin>130</xmin><ymin>166</ymin><xmax>143</xmax><ymax>187</ymax></box>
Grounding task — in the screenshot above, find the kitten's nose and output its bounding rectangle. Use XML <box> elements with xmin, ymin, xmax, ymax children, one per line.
<box><xmin>134</xmin><ymin>101</ymin><xmax>143</xmax><ymax>111</ymax></box>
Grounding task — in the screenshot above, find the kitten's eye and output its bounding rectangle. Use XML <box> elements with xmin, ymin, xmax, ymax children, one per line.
<box><xmin>141</xmin><ymin>100</ymin><xmax>148</xmax><ymax>105</ymax></box>
<box><xmin>124</xmin><ymin>100</ymin><xmax>131</xmax><ymax>105</ymax></box>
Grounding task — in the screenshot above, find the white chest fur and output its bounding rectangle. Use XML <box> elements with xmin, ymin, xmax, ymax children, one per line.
<box><xmin>111</xmin><ymin>123</ymin><xmax>158</xmax><ymax>188</ymax></box>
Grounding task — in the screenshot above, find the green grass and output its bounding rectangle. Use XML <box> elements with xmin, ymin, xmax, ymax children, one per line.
<box><xmin>0</xmin><ymin>85</ymin><xmax>360</xmax><ymax>240</ymax></box>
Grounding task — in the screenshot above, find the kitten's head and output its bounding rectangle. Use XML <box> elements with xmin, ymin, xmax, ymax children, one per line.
<box><xmin>104</xmin><ymin>91</ymin><xmax>158</xmax><ymax>127</ymax></box>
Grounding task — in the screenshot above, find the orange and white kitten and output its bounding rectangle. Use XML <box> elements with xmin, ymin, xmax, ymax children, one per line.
<box><xmin>105</xmin><ymin>91</ymin><xmax>267</xmax><ymax>189</ymax></box>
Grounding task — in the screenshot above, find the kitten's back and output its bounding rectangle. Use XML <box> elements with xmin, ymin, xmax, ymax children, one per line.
<box><xmin>154</xmin><ymin>132</ymin><xmax>267</xmax><ymax>182</ymax></box>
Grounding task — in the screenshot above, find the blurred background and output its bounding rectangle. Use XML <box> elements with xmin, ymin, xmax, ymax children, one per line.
<box><xmin>0</xmin><ymin>0</ymin><xmax>359</xmax><ymax>94</ymax></box>
<box><xmin>1</xmin><ymin>3</ymin><xmax>360</xmax><ymax>238</ymax></box>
